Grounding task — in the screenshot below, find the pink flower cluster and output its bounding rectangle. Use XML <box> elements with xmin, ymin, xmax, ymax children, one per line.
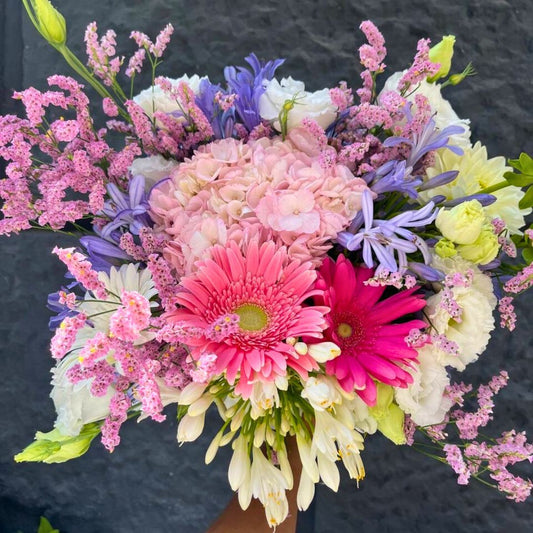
<box><xmin>53</xmin><ymin>247</ymin><xmax>107</xmax><ymax>299</ymax></box>
<box><xmin>150</xmin><ymin>132</ymin><xmax>369</xmax><ymax>276</ymax></box>
<box><xmin>0</xmin><ymin>76</ymin><xmax>141</xmax><ymax>234</ymax></box>
<box><xmin>109</xmin><ymin>290</ymin><xmax>152</xmax><ymax>342</ymax></box>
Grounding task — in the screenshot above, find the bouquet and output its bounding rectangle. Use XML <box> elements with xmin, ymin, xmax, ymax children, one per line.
<box><xmin>2</xmin><ymin>0</ymin><xmax>532</xmax><ymax>528</ymax></box>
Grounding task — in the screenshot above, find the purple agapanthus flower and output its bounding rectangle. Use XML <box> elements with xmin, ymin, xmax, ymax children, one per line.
<box><xmin>195</xmin><ymin>79</ymin><xmax>236</xmax><ymax>139</ymax></box>
<box><xmin>337</xmin><ymin>189</ymin><xmax>437</xmax><ymax>272</ymax></box>
<box><xmin>384</xmin><ymin>118</ymin><xmax>465</xmax><ymax>168</ymax></box>
<box><xmin>224</xmin><ymin>54</ymin><xmax>284</xmax><ymax>131</ymax></box>
<box><xmin>369</xmin><ymin>160</ymin><xmax>422</xmax><ymax>198</ymax></box>
<box><xmin>99</xmin><ymin>174</ymin><xmax>152</xmax><ymax>241</ymax></box>
<box><xmin>47</xmin><ymin>285</ymin><xmax>78</xmax><ymax>330</ymax></box>
<box><xmin>80</xmin><ymin>235</ymin><xmax>132</xmax><ymax>272</ymax></box>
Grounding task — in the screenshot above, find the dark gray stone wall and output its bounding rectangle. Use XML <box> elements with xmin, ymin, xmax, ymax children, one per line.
<box><xmin>0</xmin><ymin>1</ymin><xmax>532</xmax><ymax>532</ymax></box>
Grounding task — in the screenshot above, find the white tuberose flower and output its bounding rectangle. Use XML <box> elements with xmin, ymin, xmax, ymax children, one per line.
<box><xmin>301</xmin><ymin>376</ymin><xmax>341</xmax><ymax>411</ymax></box>
<box><xmin>395</xmin><ymin>344</ymin><xmax>453</xmax><ymax>426</ymax></box>
<box><xmin>251</xmin><ymin>447</ymin><xmax>290</xmax><ymax>528</ymax></box>
<box><xmin>259</xmin><ymin>77</ymin><xmax>337</xmax><ymax>132</ymax></box>
<box><xmin>380</xmin><ymin>71</ymin><xmax>471</xmax><ymax>149</ymax></box>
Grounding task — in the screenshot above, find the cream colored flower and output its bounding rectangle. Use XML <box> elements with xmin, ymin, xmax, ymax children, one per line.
<box><xmin>259</xmin><ymin>77</ymin><xmax>337</xmax><ymax>131</ymax></box>
<box><xmin>50</xmin><ymin>351</ymin><xmax>114</xmax><ymax>436</ymax></box>
<box><xmin>395</xmin><ymin>344</ymin><xmax>453</xmax><ymax>426</ymax></box>
<box><xmin>427</xmin><ymin>254</ymin><xmax>497</xmax><ymax>370</ymax></box>
<box><xmin>250</xmin><ymin>447</ymin><xmax>290</xmax><ymax>527</ymax></box>
<box><xmin>301</xmin><ymin>375</ymin><xmax>341</xmax><ymax>411</ymax></box>
<box><xmin>129</xmin><ymin>155</ymin><xmax>178</xmax><ymax>189</ymax></box>
<box><xmin>423</xmin><ymin>142</ymin><xmax>531</xmax><ymax>234</ymax></box>
<box><xmin>134</xmin><ymin>74</ymin><xmax>208</xmax><ymax>120</ymax></box>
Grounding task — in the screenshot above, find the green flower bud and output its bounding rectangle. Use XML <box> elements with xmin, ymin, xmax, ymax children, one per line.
<box><xmin>427</xmin><ymin>35</ymin><xmax>455</xmax><ymax>83</ymax></box>
<box><xmin>25</xmin><ymin>0</ymin><xmax>67</xmax><ymax>46</ymax></box>
<box><xmin>436</xmin><ymin>200</ymin><xmax>485</xmax><ymax>244</ymax></box>
<box><xmin>14</xmin><ymin>424</ymin><xmax>100</xmax><ymax>464</ymax></box>
<box><xmin>457</xmin><ymin>225</ymin><xmax>499</xmax><ymax>265</ymax></box>
<box><xmin>447</xmin><ymin>63</ymin><xmax>477</xmax><ymax>86</ymax></box>
<box><xmin>435</xmin><ymin>238</ymin><xmax>457</xmax><ymax>258</ymax></box>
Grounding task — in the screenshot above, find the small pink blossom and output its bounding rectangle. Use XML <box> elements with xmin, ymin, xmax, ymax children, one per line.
<box><xmin>109</xmin><ymin>290</ymin><xmax>152</xmax><ymax>342</ymax></box>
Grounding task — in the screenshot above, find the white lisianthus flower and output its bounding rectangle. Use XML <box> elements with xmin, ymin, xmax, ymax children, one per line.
<box><xmin>395</xmin><ymin>344</ymin><xmax>453</xmax><ymax>426</ymax></box>
<box><xmin>50</xmin><ymin>264</ymin><xmax>158</xmax><ymax>435</ymax></box>
<box><xmin>133</xmin><ymin>74</ymin><xmax>208</xmax><ymax>120</ymax></box>
<box><xmin>129</xmin><ymin>155</ymin><xmax>178</xmax><ymax>189</ymax></box>
<box><xmin>380</xmin><ymin>71</ymin><xmax>471</xmax><ymax>148</ymax></box>
<box><xmin>259</xmin><ymin>77</ymin><xmax>337</xmax><ymax>131</ymax></box>
<box><xmin>427</xmin><ymin>254</ymin><xmax>497</xmax><ymax>370</ymax></box>
<box><xmin>301</xmin><ymin>376</ymin><xmax>341</xmax><ymax>411</ymax></box>
<box><xmin>423</xmin><ymin>142</ymin><xmax>531</xmax><ymax>235</ymax></box>
<box><xmin>50</xmin><ymin>352</ymin><xmax>114</xmax><ymax>436</ymax></box>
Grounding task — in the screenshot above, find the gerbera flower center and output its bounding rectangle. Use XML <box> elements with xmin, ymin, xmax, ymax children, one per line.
<box><xmin>337</xmin><ymin>322</ymin><xmax>353</xmax><ymax>338</ymax></box>
<box><xmin>234</xmin><ymin>303</ymin><xmax>269</xmax><ymax>332</ymax></box>
<box><xmin>333</xmin><ymin>312</ymin><xmax>366</xmax><ymax>348</ymax></box>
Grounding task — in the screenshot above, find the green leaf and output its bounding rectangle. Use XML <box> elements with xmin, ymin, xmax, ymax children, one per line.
<box><xmin>38</xmin><ymin>517</ymin><xmax>60</xmax><ymax>533</ymax></box>
<box><xmin>519</xmin><ymin>186</ymin><xmax>533</xmax><ymax>209</ymax></box>
<box><xmin>504</xmin><ymin>170</ymin><xmax>533</xmax><ymax>187</ymax></box>
<box><xmin>522</xmin><ymin>248</ymin><xmax>533</xmax><ymax>265</ymax></box>
<box><xmin>509</xmin><ymin>152</ymin><xmax>533</xmax><ymax>174</ymax></box>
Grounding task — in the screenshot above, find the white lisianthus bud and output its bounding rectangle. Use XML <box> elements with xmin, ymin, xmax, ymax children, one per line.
<box><xmin>301</xmin><ymin>376</ymin><xmax>342</xmax><ymax>411</ymax></box>
<box><xmin>307</xmin><ymin>342</ymin><xmax>341</xmax><ymax>363</ymax></box>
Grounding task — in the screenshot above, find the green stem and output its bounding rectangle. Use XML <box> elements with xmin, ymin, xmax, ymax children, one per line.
<box><xmin>478</xmin><ymin>181</ymin><xmax>509</xmax><ymax>195</ymax></box>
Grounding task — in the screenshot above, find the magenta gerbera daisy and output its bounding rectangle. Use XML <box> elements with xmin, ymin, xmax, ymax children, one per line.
<box><xmin>314</xmin><ymin>255</ymin><xmax>426</xmax><ymax>405</ymax></box>
<box><xmin>165</xmin><ymin>241</ymin><xmax>329</xmax><ymax>397</ymax></box>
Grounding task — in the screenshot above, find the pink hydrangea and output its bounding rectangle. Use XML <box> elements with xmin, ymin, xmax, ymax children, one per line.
<box><xmin>150</xmin><ymin>134</ymin><xmax>370</xmax><ymax>277</ymax></box>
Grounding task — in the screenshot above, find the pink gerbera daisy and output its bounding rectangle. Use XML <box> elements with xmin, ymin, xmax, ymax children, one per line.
<box><xmin>314</xmin><ymin>255</ymin><xmax>426</xmax><ymax>405</ymax></box>
<box><xmin>165</xmin><ymin>241</ymin><xmax>329</xmax><ymax>397</ymax></box>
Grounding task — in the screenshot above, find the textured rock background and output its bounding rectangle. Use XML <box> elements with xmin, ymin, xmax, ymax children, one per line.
<box><xmin>0</xmin><ymin>0</ymin><xmax>532</xmax><ymax>531</ymax></box>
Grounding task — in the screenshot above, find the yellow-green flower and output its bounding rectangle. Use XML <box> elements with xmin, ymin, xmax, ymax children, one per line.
<box><xmin>436</xmin><ymin>200</ymin><xmax>485</xmax><ymax>244</ymax></box>
<box><xmin>369</xmin><ymin>383</ymin><xmax>406</xmax><ymax>445</ymax></box>
<box><xmin>457</xmin><ymin>225</ymin><xmax>499</xmax><ymax>265</ymax></box>
<box><xmin>435</xmin><ymin>238</ymin><xmax>458</xmax><ymax>258</ymax></box>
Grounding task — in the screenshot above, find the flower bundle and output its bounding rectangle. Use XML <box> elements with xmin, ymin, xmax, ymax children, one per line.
<box><xmin>3</xmin><ymin>2</ymin><xmax>533</xmax><ymax>527</ymax></box>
